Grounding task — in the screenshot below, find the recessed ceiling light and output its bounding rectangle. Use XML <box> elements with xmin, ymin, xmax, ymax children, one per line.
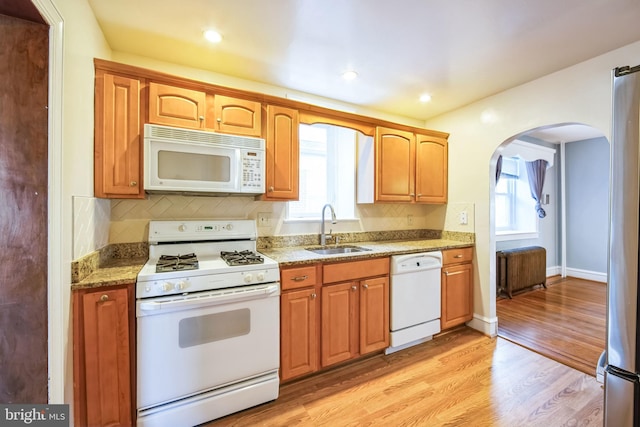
<box><xmin>204</xmin><ymin>30</ymin><xmax>222</xmax><ymax>43</ymax></box>
<box><xmin>342</xmin><ymin>70</ymin><xmax>358</xmax><ymax>80</ymax></box>
<box><xmin>419</xmin><ymin>93</ymin><xmax>432</xmax><ymax>103</ymax></box>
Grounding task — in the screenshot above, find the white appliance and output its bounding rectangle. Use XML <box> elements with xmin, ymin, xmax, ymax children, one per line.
<box><xmin>136</xmin><ymin>220</ymin><xmax>280</xmax><ymax>427</ymax></box>
<box><xmin>386</xmin><ymin>251</ymin><xmax>442</xmax><ymax>354</ymax></box>
<box><xmin>143</xmin><ymin>124</ymin><xmax>265</xmax><ymax>196</ymax></box>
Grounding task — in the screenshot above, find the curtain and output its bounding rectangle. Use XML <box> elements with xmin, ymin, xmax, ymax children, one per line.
<box><xmin>495</xmin><ymin>155</ymin><xmax>503</xmax><ymax>183</ymax></box>
<box><xmin>525</xmin><ymin>159</ymin><xmax>548</xmax><ymax>218</ymax></box>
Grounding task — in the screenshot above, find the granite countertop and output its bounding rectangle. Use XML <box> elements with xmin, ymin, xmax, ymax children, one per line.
<box><xmin>259</xmin><ymin>238</ymin><xmax>473</xmax><ymax>266</ymax></box>
<box><xmin>71</xmin><ymin>257</ymin><xmax>147</xmax><ymax>291</ymax></box>
<box><xmin>71</xmin><ymin>232</ymin><xmax>474</xmax><ymax>290</ymax></box>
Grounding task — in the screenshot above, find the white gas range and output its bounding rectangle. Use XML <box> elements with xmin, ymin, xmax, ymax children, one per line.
<box><xmin>136</xmin><ymin>220</ymin><xmax>280</xmax><ymax>427</ymax></box>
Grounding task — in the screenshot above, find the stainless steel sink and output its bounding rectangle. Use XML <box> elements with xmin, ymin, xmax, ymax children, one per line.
<box><xmin>305</xmin><ymin>245</ymin><xmax>371</xmax><ymax>255</ymax></box>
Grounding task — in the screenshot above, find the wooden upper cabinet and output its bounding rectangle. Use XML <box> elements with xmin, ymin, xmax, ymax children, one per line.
<box><xmin>261</xmin><ymin>105</ymin><xmax>299</xmax><ymax>201</ymax></box>
<box><xmin>148</xmin><ymin>82</ymin><xmax>206</xmax><ymax>129</ymax></box>
<box><xmin>211</xmin><ymin>95</ymin><xmax>262</xmax><ymax>137</ymax></box>
<box><xmin>375</xmin><ymin>127</ymin><xmax>416</xmax><ymax>202</ymax></box>
<box><xmin>94</xmin><ymin>70</ymin><xmax>144</xmax><ymax>199</ymax></box>
<box><xmin>416</xmin><ymin>134</ymin><xmax>448</xmax><ymax>203</ymax></box>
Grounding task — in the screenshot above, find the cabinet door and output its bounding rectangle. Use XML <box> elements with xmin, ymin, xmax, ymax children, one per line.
<box><xmin>94</xmin><ymin>72</ymin><xmax>143</xmax><ymax>198</ymax></box>
<box><xmin>148</xmin><ymin>82</ymin><xmax>206</xmax><ymax>129</ymax></box>
<box><xmin>82</xmin><ymin>288</ymin><xmax>132</xmax><ymax>427</ymax></box>
<box><xmin>280</xmin><ymin>288</ymin><xmax>319</xmax><ymax>381</ymax></box>
<box><xmin>359</xmin><ymin>276</ymin><xmax>389</xmax><ymax>354</ymax></box>
<box><xmin>415</xmin><ymin>134</ymin><xmax>448</xmax><ymax>204</ymax></box>
<box><xmin>375</xmin><ymin>127</ymin><xmax>415</xmax><ymax>202</ymax></box>
<box><xmin>321</xmin><ymin>281</ymin><xmax>359</xmax><ymax>367</ymax></box>
<box><xmin>212</xmin><ymin>95</ymin><xmax>262</xmax><ymax>137</ymax></box>
<box><xmin>262</xmin><ymin>105</ymin><xmax>299</xmax><ymax>200</ymax></box>
<box><xmin>441</xmin><ymin>263</ymin><xmax>473</xmax><ymax>329</ymax></box>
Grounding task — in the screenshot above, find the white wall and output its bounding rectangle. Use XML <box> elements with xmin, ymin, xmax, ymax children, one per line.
<box><xmin>424</xmin><ymin>41</ymin><xmax>640</xmax><ymax>335</ymax></box>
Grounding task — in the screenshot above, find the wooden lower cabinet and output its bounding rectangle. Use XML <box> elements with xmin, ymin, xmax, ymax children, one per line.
<box><xmin>73</xmin><ymin>284</ymin><xmax>135</xmax><ymax>427</ymax></box>
<box><xmin>441</xmin><ymin>248</ymin><xmax>474</xmax><ymax>330</ymax></box>
<box><xmin>280</xmin><ymin>258</ymin><xmax>389</xmax><ymax>381</ymax></box>
<box><xmin>280</xmin><ymin>287</ymin><xmax>320</xmax><ymax>381</ymax></box>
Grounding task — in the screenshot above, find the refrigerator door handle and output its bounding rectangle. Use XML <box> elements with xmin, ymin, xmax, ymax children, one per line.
<box><xmin>605</xmin><ymin>365</ymin><xmax>640</xmax><ymax>427</ymax></box>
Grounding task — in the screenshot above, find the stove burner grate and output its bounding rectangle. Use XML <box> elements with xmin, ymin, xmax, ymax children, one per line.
<box><xmin>156</xmin><ymin>253</ymin><xmax>199</xmax><ymax>273</ymax></box>
<box><xmin>221</xmin><ymin>250</ymin><xmax>264</xmax><ymax>266</ymax></box>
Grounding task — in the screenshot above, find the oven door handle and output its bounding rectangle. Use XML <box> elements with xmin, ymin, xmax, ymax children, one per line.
<box><xmin>138</xmin><ymin>283</ymin><xmax>280</xmax><ymax>313</ymax></box>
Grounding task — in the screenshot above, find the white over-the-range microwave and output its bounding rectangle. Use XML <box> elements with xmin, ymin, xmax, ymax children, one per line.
<box><xmin>144</xmin><ymin>124</ymin><xmax>265</xmax><ymax>196</ymax></box>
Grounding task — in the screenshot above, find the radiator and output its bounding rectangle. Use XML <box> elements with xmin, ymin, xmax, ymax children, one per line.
<box><xmin>496</xmin><ymin>246</ymin><xmax>546</xmax><ymax>298</ymax></box>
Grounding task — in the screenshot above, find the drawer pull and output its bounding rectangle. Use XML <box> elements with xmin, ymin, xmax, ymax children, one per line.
<box><xmin>100</xmin><ymin>294</ymin><xmax>109</xmax><ymax>302</ymax></box>
<box><xmin>292</xmin><ymin>275</ymin><xmax>308</xmax><ymax>282</ymax></box>
<box><xmin>454</xmin><ymin>254</ymin><xmax>463</xmax><ymax>258</ymax></box>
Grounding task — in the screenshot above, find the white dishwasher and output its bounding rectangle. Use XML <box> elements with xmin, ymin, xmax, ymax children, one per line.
<box><xmin>386</xmin><ymin>251</ymin><xmax>443</xmax><ymax>354</ymax></box>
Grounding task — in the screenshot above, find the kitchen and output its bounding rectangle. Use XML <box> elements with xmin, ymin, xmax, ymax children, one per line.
<box><xmin>4</xmin><ymin>0</ymin><xmax>640</xmax><ymax>426</ymax></box>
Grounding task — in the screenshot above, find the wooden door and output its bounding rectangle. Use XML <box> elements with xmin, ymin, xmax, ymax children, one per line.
<box><xmin>0</xmin><ymin>12</ymin><xmax>49</xmax><ymax>403</ymax></box>
<box><xmin>280</xmin><ymin>288</ymin><xmax>319</xmax><ymax>381</ymax></box>
<box><xmin>80</xmin><ymin>287</ymin><xmax>133</xmax><ymax>427</ymax></box>
<box><xmin>262</xmin><ymin>105</ymin><xmax>299</xmax><ymax>200</ymax></box>
<box><xmin>321</xmin><ymin>282</ymin><xmax>359</xmax><ymax>367</ymax></box>
<box><xmin>148</xmin><ymin>82</ymin><xmax>205</xmax><ymax>129</ymax></box>
<box><xmin>212</xmin><ymin>95</ymin><xmax>262</xmax><ymax>136</ymax></box>
<box><xmin>359</xmin><ymin>276</ymin><xmax>389</xmax><ymax>354</ymax></box>
<box><xmin>94</xmin><ymin>71</ymin><xmax>143</xmax><ymax>198</ymax></box>
<box><xmin>375</xmin><ymin>127</ymin><xmax>415</xmax><ymax>202</ymax></box>
<box><xmin>441</xmin><ymin>263</ymin><xmax>474</xmax><ymax>329</ymax></box>
<box><xmin>415</xmin><ymin>134</ymin><xmax>448</xmax><ymax>203</ymax></box>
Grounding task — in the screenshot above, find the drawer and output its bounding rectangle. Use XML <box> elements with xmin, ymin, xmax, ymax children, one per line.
<box><xmin>281</xmin><ymin>265</ymin><xmax>319</xmax><ymax>290</ymax></box>
<box><xmin>323</xmin><ymin>257</ymin><xmax>389</xmax><ymax>284</ymax></box>
<box><xmin>442</xmin><ymin>247</ymin><xmax>473</xmax><ymax>265</ymax></box>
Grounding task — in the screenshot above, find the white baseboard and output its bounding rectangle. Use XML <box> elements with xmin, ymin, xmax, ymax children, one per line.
<box><xmin>467</xmin><ymin>314</ymin><xmax>498</xmax><ymax>338</ymax></box>
<box><xmin>565</xmin><ymin>267</ymin><xmax>607</xmax><ymax>283</ymax></box>
<box><xmin>546</xmin><ymin>266</ymin><xmax>606</xmax><ymax>283</ymax></box>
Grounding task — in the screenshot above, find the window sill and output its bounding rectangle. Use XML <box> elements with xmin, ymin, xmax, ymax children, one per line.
<box><xmin>496</xmin><ymin>231</ymin><xmax>539</xmax><ymax>242</ymax></box>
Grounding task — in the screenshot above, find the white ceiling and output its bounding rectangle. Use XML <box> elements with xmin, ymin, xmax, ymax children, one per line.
<box><xmin>88</xmin><ymin>0</ymin><xmax>640</xmax><ymax>140</ymax></box>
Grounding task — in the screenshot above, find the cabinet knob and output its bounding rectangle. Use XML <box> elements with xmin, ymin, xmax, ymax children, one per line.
<box><xmin>100</xmin><ymin>294</ymin><xmax>109</xmax><ymax>302</ymax></box>
<box><xmin>410</xmin><ymin>193</ymin><xmax>415</xmax><ymax>197</ymax></box>
<box><xmin>199</xmin><ymin>116</ymin><xmax>205</xmax><ymax>121</ymax></box>
<box><xmin>130</xmin><ymin>181</ymin><xmax>137</xmax><ymax>187</ymax></box>
<box><xmin>310</xmin><ymin>293</ymin><xmax>317</xmax><ymax>299</ymax></box>
<box><xmin>351</xmin><ymin>285</ymin><xmax>357</xmax><ymax>291</ymax></box>
<box><xmin>217</xmin><ymin>118</ymin><xmax>222</xmax><ymax>123</ymax></box>
<box><xmin>268</xmin><ymin>186</ymin><xmax>274</xmax><ymax>192</ymax></box>
<box><xmin>363</xmin><ymin>284</ymin><xmax>369</xmax><ymax>289</ymax></box>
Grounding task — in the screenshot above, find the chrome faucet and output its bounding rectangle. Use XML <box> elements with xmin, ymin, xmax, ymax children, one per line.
<box><xmin>320</xmin><ymin>203</ymin><xmax>337</xmax><ymax>246</ymax></box>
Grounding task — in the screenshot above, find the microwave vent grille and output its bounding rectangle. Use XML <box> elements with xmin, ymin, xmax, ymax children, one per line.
<box><xmin>145</xmin><ymin>124</ymin><xmax>265</xmax><ymax>150</ymax></box>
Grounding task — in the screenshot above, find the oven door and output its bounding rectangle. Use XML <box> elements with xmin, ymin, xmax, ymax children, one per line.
<box><xmin>136</xmin><ymin>283</ymin><xmax>280</xmax><ymax>410</ymax></box>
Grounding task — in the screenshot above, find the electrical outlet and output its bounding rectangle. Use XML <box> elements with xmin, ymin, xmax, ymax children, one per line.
<box><xmin>459</xmin><ymin>211</ymin><xmax>468</xmax><ymax>225</ymax></box>
<box><xmin>257</xmin><ymin>212</ymin><xmax>271</xmax><ymax>227</ymax></box>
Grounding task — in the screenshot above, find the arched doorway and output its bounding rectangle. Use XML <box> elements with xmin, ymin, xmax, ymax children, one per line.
<box><xmin>489</xmin><ymin>123</ymin><xmax>609</xmax><ymax>374</ymax></box>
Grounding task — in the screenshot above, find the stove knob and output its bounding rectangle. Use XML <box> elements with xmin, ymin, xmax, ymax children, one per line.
<box><xmin>256</xmin><ymin>273</ymin><xmax>265</xmax><ymax>281</ymax></box>
<box><xmin>178</xmin><ymin>224</ymin><xmax>187</xmax><ymax>232</ymax></box>
<box><xmin>176</xmin><ymin>281</ymin><xmax>188</xmax><ymax>291</ymax></box>
<box><xmin>225</xmin><ymin>223</ymin><xmax>234</xmax><ymax>231</ymax></box>
<box><xmin>161</xmin><ymin>282</ymin><xmax>173</xmax><ymax>292</ymax></box>
<box><xmin>244</xmin><ymin>274</ymin><xmax>253</xmax><ymax>283</ymax></box>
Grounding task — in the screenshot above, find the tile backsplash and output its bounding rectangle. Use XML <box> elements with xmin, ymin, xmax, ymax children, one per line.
<box><xmin>72</xmin><ymin>196</ymin><xmax>110</xmax><ymax>259</ymax></box>
<box><xmin>107</xmin><ymin>194</ymin><xmax>473</xmax><ymax>244</ymax></box>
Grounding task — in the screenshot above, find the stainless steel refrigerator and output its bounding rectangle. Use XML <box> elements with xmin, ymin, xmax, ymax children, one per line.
<box><xmin>605</xmin><ymin>64</ymin><xmax>640</xmax><ymax>426</ymax></box>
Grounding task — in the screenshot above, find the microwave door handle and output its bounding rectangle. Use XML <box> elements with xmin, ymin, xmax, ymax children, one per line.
<box><xmin>138</xmin><ymin>283</ymin><xmax>279</xmax><ymax>313</ymax></box>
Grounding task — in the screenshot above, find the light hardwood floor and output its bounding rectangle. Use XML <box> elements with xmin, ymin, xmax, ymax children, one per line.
<box><xmin>497</xmin><ymin>277</ymin><xmax>606</xmax><ymax>376</ymax></box>
<box><xmin>205</xmin><ymin>327</ymin><xmax>603</xmax><ymax>426</ymax></box>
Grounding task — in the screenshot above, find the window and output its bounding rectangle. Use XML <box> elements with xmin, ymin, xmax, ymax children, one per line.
<box><xmin>495</xmin><ymin>156</ymin><xmax>538</xmax><ymax>238</ymax></box>
<box><xmin>287</xmin><ymin>123</ymin><xmax>356</xmax><ymax>220</ymax></box>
